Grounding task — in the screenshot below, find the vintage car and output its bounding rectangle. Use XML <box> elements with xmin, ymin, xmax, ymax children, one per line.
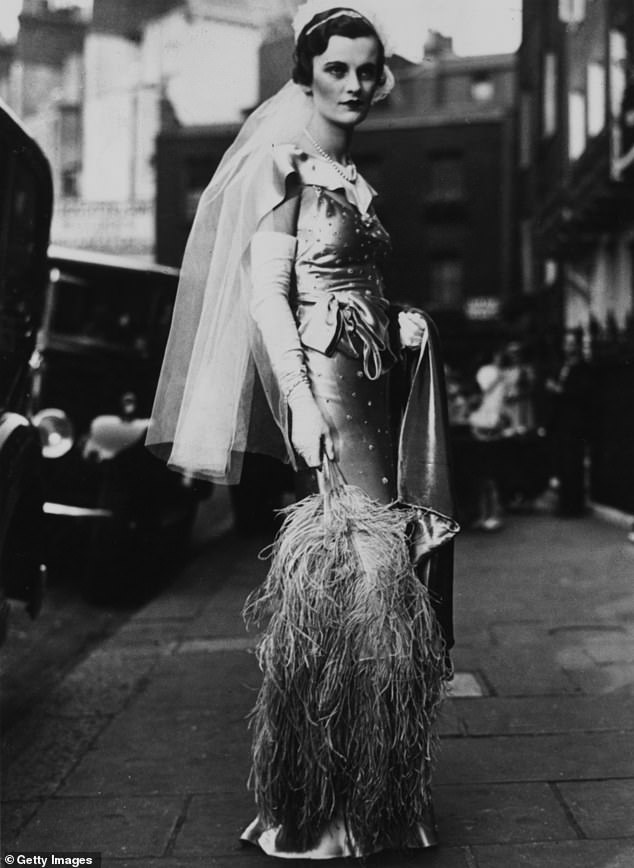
<box><xmin>0</xmin><ymin>99</ymin><xmax>54</xmax><ymax>640</ymax></box>
<box><xmin>32</xmin><ymin>246</ymin><xmax>210</xmax><ymax>601</ymax></box>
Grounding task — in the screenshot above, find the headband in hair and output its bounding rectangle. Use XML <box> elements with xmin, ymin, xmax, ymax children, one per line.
<box><xmin>303</xmin><ymin>9</ymin><xmax>366</xmax><ymax>38</ymax></box>
<box><xmin>292</xmin><ymin>0</ymin><xmax>394</xmax><ymax>57</ymax></box>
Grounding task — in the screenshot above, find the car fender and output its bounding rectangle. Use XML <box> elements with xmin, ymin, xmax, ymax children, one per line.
<box><xmin>0</xmin><ymin>412</ymin><xmax>45</xmax><ymax>615</ymax></box>
<box><xmin>82</xmin><ymin>415</ymin><xmax>149</xmax><ymax>462</ymax></box>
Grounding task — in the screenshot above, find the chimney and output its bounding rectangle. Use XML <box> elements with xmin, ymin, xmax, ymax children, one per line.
<box><xmin>424</xmin><ymin>30</ymin><xmax>454</xmax><ymax>60</ymax></box>
<box><xmin>22</xmin><ymin>0</ymin><xmax>49</xmax><ymax>15</ymax></box>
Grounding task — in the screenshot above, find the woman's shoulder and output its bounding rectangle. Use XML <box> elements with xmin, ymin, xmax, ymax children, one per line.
<box><xmin>242</xmin><ymin>143</ymin><xmax>308</xmax><ymax>193</ymax></box>
<box><xmin>269</xmin><ymin>142</ymin><xmax>306</xmax><ymax>171</ymax></box>
<box><xmin>270</xmin><ymin>143</ymin><xmax>328</xmax><ymax>184</ymax></box>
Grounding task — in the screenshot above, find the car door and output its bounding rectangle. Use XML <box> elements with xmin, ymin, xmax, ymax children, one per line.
<box><xmin>0</xmin><ymin>98</ymin><xmax>53</xmax><ymax>637</ymax></box>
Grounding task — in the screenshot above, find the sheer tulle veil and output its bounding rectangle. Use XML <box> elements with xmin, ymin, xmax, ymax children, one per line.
<box><xmin>146</xmin><ymin>82</ymin><xmax>314</xmax><ymax>483</ymax></box>
<box><xmin>146</xmin><ymin>6</ymin><xmax>395</xmax><ymax>484</ymax></box>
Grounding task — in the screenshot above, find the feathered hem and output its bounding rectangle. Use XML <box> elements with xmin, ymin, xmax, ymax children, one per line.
<box><xmin>240</xmin><ymin>810</ymin><xmax>438</xmax><ymax>860</ymax></box>
<box><xmin>243</xmin><ymin>480</ymin><xmax>449</xmax><ymax>856</ymax></box>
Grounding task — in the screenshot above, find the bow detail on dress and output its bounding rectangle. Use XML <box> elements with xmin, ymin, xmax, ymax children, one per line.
<box><xmin>297</xmin><ymin>288</ymin><xmax>398</xmax><ymax>381</ymax></box>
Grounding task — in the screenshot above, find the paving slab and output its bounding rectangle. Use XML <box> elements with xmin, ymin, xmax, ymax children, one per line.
<box><xmin>3</xmin><ymin>714</ymin><xmax>110</xmax><ymax>801</ymax></box>
<box><xmin>436</xmin><ymin>699</ymin><xmax>464</xmax><ymax>737</ymax></box>
<box><xmin>473</xmin><ymin>839</ymin><xmax>634</xmax><ymax>868</ymax></box>
<box><xmin>434</xmin><ymin>783</ymin><xmax>573</xmax><ymax>844</ymax></box>
<box><xmin>1</xmin><ymin>801</ymin><xmax>40</xmax><ymax>849</ymax></box>
<box><xmin>435</xmin><ymin>732</ymin><xmax>634</xmax><ymax>785</ymax></box>
<box><xmin>108</xmin><ymin>618</ymin><xmax>191</xmax><ymax>649</ymax></box>
<box><xmin>183</xmin><ymin>596</ymin><xmax>258</xmax><ymax>639</ymax></box>
<box><xmin>170</xmin><ymin>792</ymin><xmax>260</xmax><ymax>857</ymax></box>
<box><xmin>557</xmin><ymin>779</ymin><xmax>634</xmax><ymax>838</ymax></box>
<box><xmin>123</xmin><ymin>648</ymin><xmax>260</xmax><ymax>715</ymax></box>
<box><xmin>489</xmin><ymin>620</ymin><xmax>627</xmax><ymax>645</ymax></box>
<box><xmin>14</xmin><ymin>795</ymin><xmax>185</xmax><ymax>859</ymax></box>
<box><xmin>130</xmin><ymin>587</ymin><xmax>208</xmax><ymax>621</ymax></box>
<box><xmin>451</xmin><ymin>645</ymin><xmax>579</xmax><ymax>696</ymax></box>
<box><xmin>563</xmin><ymin>661</ymin><xmax>634</xmax><ymax>694</ymax></box>
<box><xmin>59</xmin><ymin>742</ymin><xmax>251</xmax><ymax>798</ymax></box>
<box><xmin>105</xmin><ymin>844</ymin><xmax>471</xmax><ymax>868</ymax></box>
<box><xmin>42</xmin><ymin>647</ymin><xmax>161</xmax><ymax>719</ymax></box>
<box><xmin>451</xmin><ymin>694</ymin><xmax>634</xmax><ymax>735</ymax></box>
<box><xmin>597</xmin><ymin>592</ymin><xmax>634</xmax><ymax>622</ymax></box>
<box><xmin>93</xmin><ymin>706</ymin><xmax>250</xmax><ymax>758</ymax></box>
<box><xmin>583</xmin><ymin>636</ymin><xmax>634</xmax><ymax>664</ymax></box>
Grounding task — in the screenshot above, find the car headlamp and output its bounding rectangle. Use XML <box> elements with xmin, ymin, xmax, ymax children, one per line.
<box><xmin>33</xmin><ymin>408</ymin><xmax>75</xmax><ymax>458</ymax></box>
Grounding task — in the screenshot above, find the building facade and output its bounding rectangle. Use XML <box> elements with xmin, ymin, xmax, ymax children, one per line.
<box><xmin>4</xmin><ymin>1</ymin><xmax>86</xmax><ymax>202</ymax></box>
<box><xmin>518</xmin><ymin>0</ymin><xmax>634</xmax><ymax>514</ymax></box>
<box><xmin>518</xmin><ymin>0</ymin><xmax>634</xmax><ymax>335</ymax></box>
<box><xmin>2</xmin><ymin>0</ymin><xmax>291</xmax><ymax>256</ymax></box>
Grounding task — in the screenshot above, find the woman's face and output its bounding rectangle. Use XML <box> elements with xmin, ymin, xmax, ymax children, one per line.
<box><xmin>310</xmin><ymin>35</ymin><xmax>381</xmax><ymax>128</ymax></box>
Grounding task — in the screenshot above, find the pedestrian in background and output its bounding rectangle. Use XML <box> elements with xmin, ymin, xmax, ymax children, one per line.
<box><xmin>468</xmin><ymin>349</ymin><xmax>510</xmax><ymax>531</ymax></box>
<box><xmin>147</xmin><ymin>0</ymin><xmax>459</xmax><ymax>859</ymax></box>
<box><xmin>545</xmin><ymin>332</ymin><xmax>592</xmax><ymax>517</ymax></box>
<box><xmin>503</xmin><ymin>341</ymin><xmax>536</xmax><ymax>435</ymax></box>
<box><xmin>500</xmin><ymin>341</ymin><xmax>548</xmax><ymax>511</ymax></box>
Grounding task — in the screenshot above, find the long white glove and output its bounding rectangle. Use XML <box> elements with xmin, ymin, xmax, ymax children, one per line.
<box><xmin>250</xmin><ymin>231</ymin><xmax>334</xmax><ymax>467</ymax></box>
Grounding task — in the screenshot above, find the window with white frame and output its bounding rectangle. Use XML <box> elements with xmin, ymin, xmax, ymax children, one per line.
<box><xmin>587</xmin><ymin>61</ymin><xmax>606</xmax><ymax>137</ymax></box>
<box><xmin>429</xmin><ymin>257</ymin><xmax>463</xmax><ymax>309</ymax></box>
<box><xmin>569</xmin><ymin>90</ymin><xmax>586</xmax><ymax>159</ymax></box>
<box><xmin>428</xmin><ymin>154</ymin><xmax>464</xmax><ymax>202</ymax></box>
<box><xmin>543</xmin><ymin>53</ymin><xmax>557</xmax><ymax>137</ymax></box>
<box><xmin>520</xmin><ymin>92</ymin><xmax>532</xmax><ymax>168</ymax></box>
<box><xmin>558</xmin><ymin>0</ymin><xmax>586</xmax><ymax>24</ymax></box>
<box><xmin>470</xmin><ymin>72</ymin><xmax>495</xmax><ymax>102</ymax></box>
<box><xmin>609</xmin><ymin>29</ymin><xmax>627</xmax><ymax>120</ymax></box>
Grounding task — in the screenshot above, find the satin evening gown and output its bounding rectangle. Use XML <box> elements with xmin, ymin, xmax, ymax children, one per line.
<box><xmin>242</xmin><ymin>152</ymin><xmax>441</xmax><ymax>859</ymax></box>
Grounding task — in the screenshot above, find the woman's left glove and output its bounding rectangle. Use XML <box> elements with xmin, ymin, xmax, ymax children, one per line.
<box><xmin>398</xmin><ymin>309</ymin><xmax>427</xmax><ymax>350</ymax></box>
<box><xmin>287</xmin><ymin>388</ymin><xmax>335</xmax><ymax>468</ymax></box>
<box><xmin>249</xmin><ymin>230</ymin><xmax>335</xmax><ymax>467</ymax></box>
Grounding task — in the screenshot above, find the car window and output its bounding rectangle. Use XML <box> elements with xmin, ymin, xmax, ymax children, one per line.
<box><xmin>5</xmin><ymin>164</ymin><xmax>39</xmax><ymax>302</ymax></box>
<box><xmin>46</xmin><ymin>265</ymin><xmax>178</xmax><ymax>358</ymax></box>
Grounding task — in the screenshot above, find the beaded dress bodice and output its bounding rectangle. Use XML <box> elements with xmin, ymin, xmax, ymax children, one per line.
<box><xmin>290</xmin><ymin>154</ymin><xmax>395</xmax><ymax>381</ymax></box>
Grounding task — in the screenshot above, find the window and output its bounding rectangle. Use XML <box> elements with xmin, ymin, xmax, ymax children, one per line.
<box><xmin>519</xmin><ymin>92</ymin><xmax>532</xmax><ymax>169</ymax></box>
<box><xmin>609</xmin><ymin>30</ymin><xmax>627</xmax><ymax>120</ymax></box>
<box><xmin>520</xmin><ymin>220</ymin><xmax>533</xmax><ymax>293</ymax></box>
<box><xmin>558</xmin><ymin>0</ymin><xmax>586</xmax><ymax>24</ymax></box>
<box><xmin>428</xmin><ymin>154</ymin><xmax>464</xmax><ymax>203</ymax></box>
<box><xmin>429</xmin><ymin>257</ymin><xmax>463</xmax><ymax>309</ymax></box>
<box><xmin>587</xmin><ymin>62</ymin><xmax>606</xmax><ymax>137</ymax></box>
<box><xmin>630</xmin><ymin>242</ymin><xmax>634</xmax><ymax>313</ymax></box>
<box><xmin>569</xmin><ymin>90</ymin><xmax>586</xmax><ymax>159</ymax></box>
<box><xmin>470</xmin><ymin>72</ymin><xmax>495</xmax><ymax>102</ymax></box>
<box><xmin>543</xmin><ymin>53</ymin><xmax>557</xmax><ymax>137</ymax></box>
<box><xmin>61</xmin><ymin>167</ymin><xmax>80</xmax><ymax>199</ymax></box>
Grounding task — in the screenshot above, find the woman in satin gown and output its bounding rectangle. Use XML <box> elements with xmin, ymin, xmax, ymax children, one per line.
<box><xmin>148</xmin><ymin>2</ymin><xmax>459</xmax><ymax>861</ymax></box>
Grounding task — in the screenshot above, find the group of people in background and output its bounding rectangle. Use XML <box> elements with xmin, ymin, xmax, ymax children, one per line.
<box><xmin>447</xmin><ymin>333</ymin><xmax>592</xmax><ymax>531</ymax></box>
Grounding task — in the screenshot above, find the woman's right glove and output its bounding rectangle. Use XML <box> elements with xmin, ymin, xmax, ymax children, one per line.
<box><xmin>250</xmin><ymin>230</ymin><xmax>334</xmax><ymax>467</ymax></box>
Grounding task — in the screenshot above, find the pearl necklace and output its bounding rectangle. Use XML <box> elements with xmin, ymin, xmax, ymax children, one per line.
<box><xmin>303</xmin><ymin>129</ymin><xmax>357</xmax><ymax>184</ymax></box>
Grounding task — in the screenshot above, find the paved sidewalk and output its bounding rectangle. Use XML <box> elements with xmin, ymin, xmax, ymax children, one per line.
<box><xmin>3</xmin><ymin>507</ymin><xmax>634</xmax><ymax>867</ymax></box>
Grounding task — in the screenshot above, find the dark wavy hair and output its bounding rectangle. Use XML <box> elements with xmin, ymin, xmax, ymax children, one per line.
<box><xmin>292</xmin><ymin>9</ymin><xmax>386</xmax><ymax>88</ymax></box>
